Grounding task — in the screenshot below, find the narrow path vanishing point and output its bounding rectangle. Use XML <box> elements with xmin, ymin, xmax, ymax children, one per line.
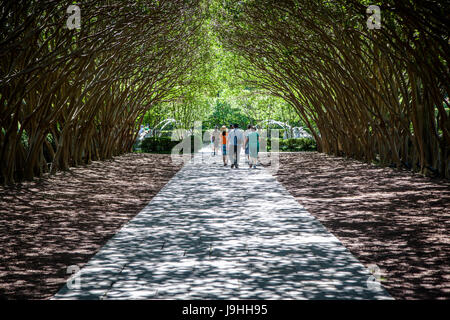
<box><xmin>54</xmin><ymin>147</ymin><xmax>392</xmax><ymax>300</ymax></box>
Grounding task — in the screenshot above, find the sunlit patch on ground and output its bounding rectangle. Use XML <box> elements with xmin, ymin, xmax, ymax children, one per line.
<box><xmin>268</xmin><ymin>152</ymin><xmax>450</xmax><ymax>299</ymax></box>
<box><xmin>0</xmin><ymin>153</ymin><xmax>182</xmax><ymax>299</ymax></box>
<box><xmin>53</xmin><ymin>150</ymin><xmax>391</xmax><ymax>300</ymax></box>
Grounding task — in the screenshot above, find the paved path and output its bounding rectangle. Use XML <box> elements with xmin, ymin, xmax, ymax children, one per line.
<box><xmin>54</xmin><ymin>148</ymin><xmax>392</xmax><ymax>299</ymax></box>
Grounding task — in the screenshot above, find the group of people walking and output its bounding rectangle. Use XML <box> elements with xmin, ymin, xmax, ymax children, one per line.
<box><xmin>211</xmin><ymin>124</ymin><xmax>260</xmax><ymax>169</ymax></box>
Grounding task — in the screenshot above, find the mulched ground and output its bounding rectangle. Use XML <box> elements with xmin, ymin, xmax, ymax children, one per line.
<box><xmin>1</xmin><ymin>151</ymin><xmax>449</xmax><ymax>300</ymax></box>
<box><xmin>267</xmin><ymin>152</ymin><xmax>450</xmax><ymax>300</ymax></box>
<box><xmin>0</xmin><ymin>153</ymin><xmax>182</xmax><ymax>299</ymax></box>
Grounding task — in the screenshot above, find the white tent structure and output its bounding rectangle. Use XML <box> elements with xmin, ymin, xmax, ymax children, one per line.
<box><xmin>256</xmin><ymin>119</ymin><xmax>313</xmax><ymax>139</ymax></box>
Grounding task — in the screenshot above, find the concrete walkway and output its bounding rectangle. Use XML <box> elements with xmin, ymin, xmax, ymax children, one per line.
<box><xmin>54</xmin><ymin>147</ymin><xmax>392</xmax><ymax>299</ymax></box>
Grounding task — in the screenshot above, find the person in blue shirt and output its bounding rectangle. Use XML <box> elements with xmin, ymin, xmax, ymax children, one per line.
<box><xmin>245</xmin><ymin>126</ymin><xmax>260</xmax><ymax>169</ymax></box>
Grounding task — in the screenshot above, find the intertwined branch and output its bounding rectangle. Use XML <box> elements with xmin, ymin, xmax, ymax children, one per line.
<box><xmin>0</xmin><ymin>0</ymin><xmax>208</xmax><ymax>184</ymax></box>
<box><xmin>216</xmin><ymin>0</ymin><xmax>450</xmax><ymax>178</ymax></box>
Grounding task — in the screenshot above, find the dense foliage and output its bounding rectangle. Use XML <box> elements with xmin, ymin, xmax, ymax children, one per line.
<box><xmin>140</xmin><ymin>136</ymin><xmax>203</xmax><ymax>153</ymax></box>
<box><xmin>215</xmin><ymin>0</ymin><xmax>450</xmax><ymax>177</ymax></box>
<box><xmin>268</xmin><ymin>138</ymin><xmax>317</xmax><ymax>152</ymax></box>
<box><xmin>1</xmin><ymin>0</ymin><xmax>449</xmax><ymax>183</ymax></box>
<box><xmin>0</xmin><ymin>0</ymin><xmax>209</xmax><ymax>184</ymax></box>
<box><xmin>140</xmin><ymin>137</ymin><xmax>181</xmax><ymax>154</ymax></box>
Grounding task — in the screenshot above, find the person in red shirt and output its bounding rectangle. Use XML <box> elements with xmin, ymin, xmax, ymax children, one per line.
<box><xmin>221</xmin><ymin>125</ymin><xmax>228</xmax><ymax>166</ymax></box>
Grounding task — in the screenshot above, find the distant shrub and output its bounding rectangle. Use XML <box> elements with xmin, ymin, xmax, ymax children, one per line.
<box><xmin>267</xmin><ymin>138</ymin><xmax>317</xmax><ymax>152</ymax></box>
<box><xmin>140</xmin><ymin>136</ymin><xmax>203</xmax><ymax>153</ymax></box>
<box><xmin>140</xmin><ymin>137</ymin><xmax>177</xmax><ymax>153</ymax></box>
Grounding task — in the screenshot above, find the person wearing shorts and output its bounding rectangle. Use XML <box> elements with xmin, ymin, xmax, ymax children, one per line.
<box><xmin>221</xmin><ymin>126</ymin><xmax>228</xmax><ymax>166</ymax></box>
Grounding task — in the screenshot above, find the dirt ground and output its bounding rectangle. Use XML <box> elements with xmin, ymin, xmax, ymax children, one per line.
<box><xmin>0</xmin><ymin>153</ymin><xmax>182</xmax><ymax>299</ymax></box>
<box><xmin>267</xmin><ymin>152</ymin><xmax>450</xmax><ymax>300</ymax></box>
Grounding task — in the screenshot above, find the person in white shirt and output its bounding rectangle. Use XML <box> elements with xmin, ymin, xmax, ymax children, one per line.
<box><xmin>211</xmin><ymin>126</ymin><xmax>220</xmax><ymax>156</ymax></box>
<box><xmin>227</xmin><ymin>123</ymin><xmax>245</xmax><ymax>169</ymax></box>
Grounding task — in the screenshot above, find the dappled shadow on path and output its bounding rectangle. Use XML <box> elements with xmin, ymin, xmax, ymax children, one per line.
<box><xmin>55</xmin><ymin>154</ymin><xmax>390</xmax><ymax>300</ymax></box>
<box><xmin>0</xmin><ymin>153</ymin><xmax>181</xmax><ymax>299</ymax></box>
<box><xmin>266</xmin><ymin>152</ymin><xmax>450</xmax><ymax>299</ymax></box>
